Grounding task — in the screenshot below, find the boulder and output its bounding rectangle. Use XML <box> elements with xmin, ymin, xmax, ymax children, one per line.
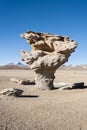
<box><xmin>0</xmin><ymin>88</ymin><xmax>23</xmax><ymax>96</ymax></box>
<box><xmin>72</xmin><ymin>82</ymin><xmax>85</xmax><ymax>89</ymax></box>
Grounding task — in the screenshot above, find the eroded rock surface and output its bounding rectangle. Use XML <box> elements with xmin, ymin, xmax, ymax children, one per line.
<box><xmin>21</xmin><ymin>31</ymin><xmax>78</xmax><ymax>90</ymax></box>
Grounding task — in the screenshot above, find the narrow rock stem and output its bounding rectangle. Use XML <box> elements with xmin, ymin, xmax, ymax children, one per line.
<box><xmin>35</xmin><ymin>70</ymin><xmax>55</xmax><ymax>90</ymax></box>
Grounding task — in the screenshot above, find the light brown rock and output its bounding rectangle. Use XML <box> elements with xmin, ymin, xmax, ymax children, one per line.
<box><xmin>21</xmin><ymin>31</ymin><xmax>78</xmax><ymax>90</ymax></box>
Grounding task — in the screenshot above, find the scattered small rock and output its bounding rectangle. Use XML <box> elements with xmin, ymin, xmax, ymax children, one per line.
<box><xmin>54</xmin><ymin>82</ymin><xmax>71</xmax><ymax>88</ymax></box>
<box><xmin>58</xmin><ymin>86</ymin><xmax>72</xmax><ymax>90</ymax></box>
<box><xmin>20</xmin><ymin>80</ymin><xmax>35</xmax><ymax>85</ymax></box>
<box><xmin>54</xmin><ymin>82</ymin><xmax>72</xmax><ymax>90</ymax></box>
<box><xmin>0</xmin><ymin>88</ymin><xmax>23</xmax><ymax>96</ymax></box>
<box><xmin>72</xmin><ymin>82</ymin><xmax>84</xmax><ymax>89</ymax></box>
<box><xmin>10</xmin><ymin>78</ymin><xmax>22</xmax><ymax>83</ymax></box>
<box><xmin>10</xmin><ymin>78</ymin><xmax>35</xmax><ymax>85</ymax></box>
<box><xmin>54</xmin><ymin>82</ymin><xmax>86</xmax><ymax>90</ymax></box>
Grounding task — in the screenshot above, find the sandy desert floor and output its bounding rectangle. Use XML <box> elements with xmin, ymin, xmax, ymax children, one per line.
<box><xmin>0</xmin><ymin>69</ymin><xmax>87</xmax><ymax>130</ymax></box>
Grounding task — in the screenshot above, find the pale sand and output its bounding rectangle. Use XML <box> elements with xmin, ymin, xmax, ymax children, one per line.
<box><xmin>0</xmin><ymin>69</ymin><xmax>87</xmax><ymax>130</ymax></box>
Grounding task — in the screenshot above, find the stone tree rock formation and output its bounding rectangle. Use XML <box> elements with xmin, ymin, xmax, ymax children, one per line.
<box><xmin>20</xmin><ymin>31</ymin><xmax>78</xmax><ymax>90</ymax></box>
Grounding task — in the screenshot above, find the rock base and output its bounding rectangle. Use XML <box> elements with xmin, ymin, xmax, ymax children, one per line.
<box><xmin>35</xmin><ymin>70</ymin><xmax>55</xmax><ymax>90</ymax></box>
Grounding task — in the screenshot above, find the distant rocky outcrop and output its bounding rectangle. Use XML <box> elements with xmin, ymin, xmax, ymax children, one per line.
<box><xmin>21</xmin><ymin>31</ymin><xmax>78</xmax><ymax>90</ymax></box>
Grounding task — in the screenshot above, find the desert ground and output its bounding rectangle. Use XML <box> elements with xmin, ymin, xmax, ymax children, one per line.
<box><xmin>0</xmin><ymin>69</ymin><xmax>87</xmax><ymax>130</ymax></box>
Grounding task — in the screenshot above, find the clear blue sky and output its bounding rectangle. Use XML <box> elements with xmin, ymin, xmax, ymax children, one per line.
<box><xmin>0</xmin><ymin>0</ymin><xmax>87</xmax><ymax>65</ymax></box>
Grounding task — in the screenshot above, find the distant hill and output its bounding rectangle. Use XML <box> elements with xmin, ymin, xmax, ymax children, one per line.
<box><xmin>0</xmin><ymin>62</ymin><xmax>87</xmax><ymax>70</ymax></box>
<box><xmin>7</xmin><ymin>62</ymin><xmax>26</xmax><ymax>67</ymax></box>
<box><xmin>59</xmin><ymin>64</ymin><xmax>87</xmax><ymax>70</ymax></box>
<box><xmin>0</xmin><ymin>62</ymin><xmax>29</xmax><ymax>70</ymax></box>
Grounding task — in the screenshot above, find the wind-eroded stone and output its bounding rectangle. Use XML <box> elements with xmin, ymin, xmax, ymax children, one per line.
<box><xmin>21</xmin><ymin>31</ymin><xmax>78</xmax><ymax>90</ymax></box>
